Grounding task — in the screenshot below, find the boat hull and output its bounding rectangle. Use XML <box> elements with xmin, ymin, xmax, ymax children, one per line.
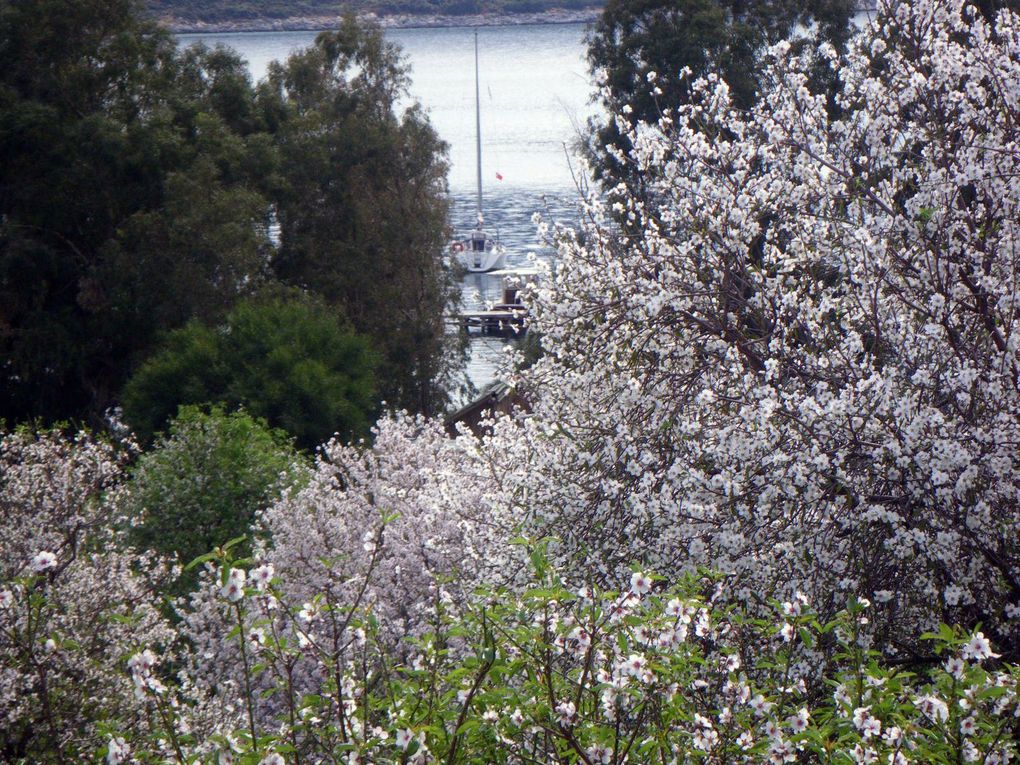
<box><xmin>457</xmin><ymin>247</ymin><xmax>508</xmax><ymax>273</ymax></box>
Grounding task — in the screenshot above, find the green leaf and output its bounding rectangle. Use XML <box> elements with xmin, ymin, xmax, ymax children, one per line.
<box><xmin>222</xmin><ymin>534</ymin><xmax>248</xmax><ymax>552</ymax></box>
<box><xmin>184</xmin><ymin>551</ymin><xmax>219</xmax><ymax>572</ymax></box>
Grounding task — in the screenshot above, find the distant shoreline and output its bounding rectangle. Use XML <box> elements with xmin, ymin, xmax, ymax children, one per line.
<box><xmin>161</xmin><ymin>7</ymin><xmax>602</xmax><ymax>34</ymax></box>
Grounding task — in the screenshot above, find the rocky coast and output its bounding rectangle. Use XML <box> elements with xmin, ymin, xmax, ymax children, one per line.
<box><xmin>157</xmin><ymin>6</ymin><xmax>602</xmax><ymax>32</ymax></box>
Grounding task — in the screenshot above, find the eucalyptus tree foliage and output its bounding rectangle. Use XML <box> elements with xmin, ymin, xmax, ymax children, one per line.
<box><xmin>262</xmin><ymin>19</ymin><xmax>462</xmax><ymax>416</ymax></box>
<box><xmin>0</xmin><ymin>0</ymin><xmax>274</xmax><ymax>426</ymax></box>
<box><xmin>493</xmin><ymin>0</ymin><xmax>1020</xmax><ymax>659</ymax></box>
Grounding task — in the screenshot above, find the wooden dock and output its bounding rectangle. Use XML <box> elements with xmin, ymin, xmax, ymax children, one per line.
<box><xmin>459</xmin><ymin>305</ymin><xmax>528</xmax><ymax>337</ymax></box>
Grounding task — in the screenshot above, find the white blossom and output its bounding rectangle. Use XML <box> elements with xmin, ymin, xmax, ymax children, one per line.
<box><xmin>31</xmin><ymin>551</ymin><xmax>57</xmax><ymax>573</ymax></box>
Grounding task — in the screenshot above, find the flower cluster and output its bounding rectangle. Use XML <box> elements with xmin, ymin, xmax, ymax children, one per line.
<box><xmin>0</xmin><ymin>430</ymin><xmax>182</xmax><ymax>760</ymax></box>
<box><xmin>148</xmin><ymin>554</ymin><xmax>1018</xmax><ymax>764</ymax></box>
<box><xmin>495</xmin><ymin>0</ymin><xmax>1020</xmax><ymax>660</ymax></box>
<box><xmin>172</xmin><ymin>414</ymin><xmax>518</xmax><ymax>751</ymax></box>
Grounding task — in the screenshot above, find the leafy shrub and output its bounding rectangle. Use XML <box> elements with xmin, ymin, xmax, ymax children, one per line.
<box><xmin>122</xmin><ymin>292</ymin><xmax>379</xmax><ymax>450</ymax></box>
<box><xmin>124</xmin><ymin>405</ymin><xmax>307</xmax><ymax>595</ymax></box>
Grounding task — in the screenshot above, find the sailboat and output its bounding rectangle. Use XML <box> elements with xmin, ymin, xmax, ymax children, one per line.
<box><xmin>450</xmin><ymin>31</ymin><xmax>508</xmax><ymax>273</ymax></box>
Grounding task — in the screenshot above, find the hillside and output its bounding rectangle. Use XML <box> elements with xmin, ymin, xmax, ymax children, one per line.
<box><xmin>146</xmin><ymin>0</ymin><xmax>604</xmax><ymax>30</ymax></box>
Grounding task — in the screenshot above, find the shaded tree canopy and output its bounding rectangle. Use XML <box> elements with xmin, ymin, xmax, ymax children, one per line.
<box><xmin>262</xmin><ymin>20</ymin><xmax>462</xmax><ymax>415</ymax></box>
<box><xmin>1</xmin><ymin>1</ymin><xmax>460</xmax><ymax>439</ymax></box>
<box><xmin>121</xmin><ymin>292</ymin><xmax>379</xmax><ymax>450</ymax></box>
<box><xmin>0</xmin><ymin>0</ymin><xmax>273</xmax><ymax>426</ymax></box>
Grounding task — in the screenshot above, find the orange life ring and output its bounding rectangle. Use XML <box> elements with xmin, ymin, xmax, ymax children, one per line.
<box><xmin>451</xmin><ymin>242</ymin><xmax>465</xmax><ymax>253</ymax></box>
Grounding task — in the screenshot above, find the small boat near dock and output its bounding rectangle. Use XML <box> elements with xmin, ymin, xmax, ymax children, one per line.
<box><xmin>450</xmin><ymin>31</ymin><xmax>508</xmax><ymax>274</ymax></box>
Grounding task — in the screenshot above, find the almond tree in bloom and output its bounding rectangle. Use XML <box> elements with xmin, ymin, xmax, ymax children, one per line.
<box><xmin>0</xmin><ymin>431</ymin><xmax>185</xmax><ymax>760</ymax></box>
<box><xmin>178</xmin><ymin>414</ymin><xmax>518</xmax><ymax>735</ymax></box>
<box><xmin>503</xmin><ymin>0</ymin><xmax>1020</xmax><ymax>658</ymax></box>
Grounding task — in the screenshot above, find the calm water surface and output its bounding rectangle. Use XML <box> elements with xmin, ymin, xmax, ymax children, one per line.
<box><xmin>178</xmin><ymin>24</ymin><xmax>594</xmax><ymax>395</ymax></box>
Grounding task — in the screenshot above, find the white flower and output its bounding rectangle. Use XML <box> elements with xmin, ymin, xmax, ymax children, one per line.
<box><xmin>567</xmin><ymin>626</ymin><xmax>591</xmax><ymax>654</ymax></box>
<box><xmin>788</xmin><ymin>707</ymin><xmax>810</xmax><ymax>733</ymax></box>
<box><xmin>258</xmin><ymin>753</ymin><xmax>284</xmax><ymax>765</ymax></box>
<box><xmin>769</xmin><ymin>737</ymin><xmax>797</xmax><ymax>762</ymax></box>
<box><xmin>623</xmin><ymin>652</ymin><xmax>647</xmax><ymax>678</ymax></box>
<box><xmin>944</xmin><ymin>584</ymin><xmax>965</xmax><ymax>606</ymax></box>
<box><xmin>395</xmin><ymin>728</ymin><xmax>414</xmax><ymax>750</ymax></box>
<box><xmin>630</xmin><ymin>571</ymin><xmax>652</xmax><ymax>596</ymax></box>
<box><xmin>127</xmin><ymin>648</ymin><xmax>165</xmax><ymax>698</ymax></box>
<box><xmin>251</xmin><ymin>564</ymin><xmax>274</xmax><ymax>591</ymax></box>
<box><xmin>693</xmin><ymin>732</ymin><xmax>719</xmax><ymax>751</ymax></box>
<box><xmin>852</xmin><ymin>743</ymin><xmax>876</xmax><ymax>764</ymax></box>
<box><xmin>221</xmin><ymin>568</ymin><xmax>246</xmax><ymax>602</ymax></box>
<box><xmin>31</xmin><ymin>551</ymin><xmax>57</xmax><ymax>573</ymax></box>
<box><xmin>247</xmin><ymin>627</ymin><xmax>266</xmax><ymax>649</ymax></box>
<box><xmin>962</xmin><ymin>632</ymin><xmax>999</xmax><ymax>661</ymax></box>
<box><xmin>127</xmin><ymin>649</ymin><xmax>157</xmax><ymax>679</ymax></box>
<box><xmin>749</xmin><ymin>694</ymin><xmax>773</xmax><ymax>716</ymax></box>
<box><xmin>362</xmin><ymin>530</ymin><xmax>377</xmax><ymax>553</ymax></box>
<box><xmin>555</xmin><ymin>700</ymin><xmax>576</xmax><ymax>726</ymax></box>
<box><xmin>695</xmin><ymin>610</ymin><xmax>711</xmax><ymax>637</ymax></box>
<box><xmin>853</xmin><ymin>706</ymin><xmax>881</xmax><ymax>738</ymax></box>
<box><xmin>945</xmin><ymin>656</ymin><xmax>966</xmax><ymax>679</ymax></box>
<box><xmin>916</xmin><ymin>694</ymin><xmax>950</xmax><ymax>722</ymax></box>
<box><xmin>882</xmin><ymin>726</ymin><xmax>902</xmax><ymax>744</ymax></box>
<box><xmin>106</xmin><ymin>735</ymin><xmax>130</xmax><ymax>765</ymax></box>
<box><xmin>862</xmin><ymin>717</ymin><xmax>881</xmax><ymax>738</ymax></box>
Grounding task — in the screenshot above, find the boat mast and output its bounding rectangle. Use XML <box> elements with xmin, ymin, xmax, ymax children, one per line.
<box><xmin>474</xmin><ymin>30</ymin><xmax>483</xmax><ymax>226</ymax></box>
